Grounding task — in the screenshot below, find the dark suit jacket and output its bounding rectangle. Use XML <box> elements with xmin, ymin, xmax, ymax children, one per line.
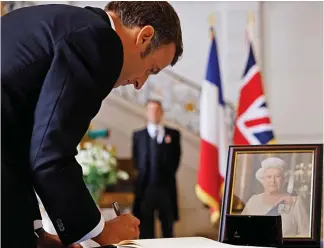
<box><xmin>132</xmin><ymin>126</ymin><xmax>181</xmax><ymax>221</ymax></box>
<box><xmin>1</xmin><ymin>5</ymin><xmax>123</xmax><ymax>246</ymax></box>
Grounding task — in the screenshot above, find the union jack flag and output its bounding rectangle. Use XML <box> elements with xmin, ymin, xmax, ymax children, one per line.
<box><xmin>233</xmin><ymin>40</ymin><xmax>275</xmax><ymax>145</ymax></box>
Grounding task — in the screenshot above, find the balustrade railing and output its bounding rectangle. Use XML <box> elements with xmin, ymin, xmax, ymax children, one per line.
<box><xmin>112</xmin><ymin>68</ymin><xmax>236</xmax><ymax>140</ymax></box>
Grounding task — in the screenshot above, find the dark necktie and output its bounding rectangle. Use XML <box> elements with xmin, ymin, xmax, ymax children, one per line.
<box><xmin>149</xmin><ymin>128</ymin><xmax>160</xmax><ymax>185</ymax></box>
<box><xmin>155</xmin><ymin>129</ymin><xmax>159</xmax><ymax>143</ymax></box>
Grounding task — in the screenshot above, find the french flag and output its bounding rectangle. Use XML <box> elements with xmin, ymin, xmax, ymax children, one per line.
<box><xmin>196</xmin><ymin>27</ymin><xmax>228</xmax><ymax>223</ymax></box>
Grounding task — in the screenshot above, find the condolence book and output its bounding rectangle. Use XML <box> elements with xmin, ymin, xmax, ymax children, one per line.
<box><xmin>99</xmin><ymin>237</ymin><xmax>274</xmax><ymax>248</ymax></box>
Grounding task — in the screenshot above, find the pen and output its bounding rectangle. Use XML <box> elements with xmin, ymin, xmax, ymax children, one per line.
<box><xmin>112</xmin><ymin>201</ymin><xmax>121</xmax><ymax>216</ymax></box>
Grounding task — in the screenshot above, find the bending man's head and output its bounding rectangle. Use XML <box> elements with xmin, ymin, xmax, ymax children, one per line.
<box><xmin>106</xmin><ymin>2</ymin><xmax>183</xmax><ymax>89</ymax></box>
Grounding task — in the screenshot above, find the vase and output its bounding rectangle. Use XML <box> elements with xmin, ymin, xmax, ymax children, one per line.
<box><xmin>86</xmin><ymin>183</ymin><xmax>105</xmax><ymax>205</ymax></box>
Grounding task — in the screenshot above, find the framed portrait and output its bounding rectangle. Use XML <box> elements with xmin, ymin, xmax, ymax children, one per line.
<box><xmin>219</xmin><ymin>144</ymin><xmax>323</xmax><ymax>247</ymax></box>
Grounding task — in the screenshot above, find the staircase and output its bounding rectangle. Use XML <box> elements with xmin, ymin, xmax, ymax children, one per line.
<box><xmin>92</xmin><ymin>69</ymin><xmax>235</xmax><ymax>238</ymax></box>
<box><xmin>110</xmin><ymin>68</ymin><xmax>236</xmax><ymax>139</ymax></box>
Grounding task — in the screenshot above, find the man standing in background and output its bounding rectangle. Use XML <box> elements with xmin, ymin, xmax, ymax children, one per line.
<box><xmin>132</xmin><ymin>100</ymin><xmax>182</xmax><ymax>239</ymax></box>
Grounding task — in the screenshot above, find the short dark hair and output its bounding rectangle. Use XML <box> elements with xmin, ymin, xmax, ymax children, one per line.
<box><xmin>105</xmin><ymin>1</ymin><xmax>183</xmax><ymax>66</ymax></box>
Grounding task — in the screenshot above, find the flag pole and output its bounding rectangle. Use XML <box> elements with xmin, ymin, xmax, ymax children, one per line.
<box><xmin>247</xmin><ymin>12</ymin><xmax>254</xmax><ymax>43</ymax></box>
<box><xmin>208</xmin><ymin>13</ymin><xmax>216</xmax><ymax>38</ymax></box>
<box><xmin>247</xmin><ymin>12</ymin><xmax>261</xmax><ymax>66</ymax></box>
<box><xmin>248</xmin><ymin>12</ymin><xmax>254</xmax><ymax>28</ymax></box>
<box><xmin>208</xmin><ymin>13</ymin><xmax>215</xmax><ymax>27</ymax></box>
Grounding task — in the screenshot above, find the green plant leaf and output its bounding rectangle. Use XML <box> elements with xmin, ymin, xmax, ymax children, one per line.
<box><xmin>107</xmin><ymin>171</ymin><xmax>117</xmax><ymax>185</ymax></box>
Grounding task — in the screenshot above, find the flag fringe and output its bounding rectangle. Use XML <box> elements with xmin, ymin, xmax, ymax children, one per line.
<box><xmin>195</xmin><ymin>184</ymin><xmax>221</xmax><ymax>223</ymax></box>
<box><xmin>195</xmin><ymin>184</ymin><xmax>218</xmax><ymax>208</ymax></box>
<box><xmin>211</xmin><ymin>210</ymin><xmax>220</xmax><ymax>224</ymax></box>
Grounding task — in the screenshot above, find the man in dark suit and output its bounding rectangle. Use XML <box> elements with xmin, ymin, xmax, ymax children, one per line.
<box><xmin>132</xmin><ymin>100</ymin><xmax>182</xmax><ymax>239</ymax></box>
<box><xmin>1</xmin><ymin>2</ymin><xmax>183</xmax><ymax>247</ymax></box>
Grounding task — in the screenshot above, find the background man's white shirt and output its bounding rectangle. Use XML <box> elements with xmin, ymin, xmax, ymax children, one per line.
<box><xmin>147</xmin><ymin>123</ymin><xmax>165</xmax><ymax>144</ymax></box>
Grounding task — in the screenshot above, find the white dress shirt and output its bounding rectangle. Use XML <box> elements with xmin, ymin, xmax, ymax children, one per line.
<box><xmin>34</xmin><ymin>12</ymin><xmax>116</xmax><ymax>244</ymax></box>
<box><xmin>147</xmin><ymin>123</ymin><xmax>165</xmax><ymax>144</ymax></box>
<box><xmin>107</xmin><ymin>12</ymin><xmax>116</xmax><ymax>30</ymax></box>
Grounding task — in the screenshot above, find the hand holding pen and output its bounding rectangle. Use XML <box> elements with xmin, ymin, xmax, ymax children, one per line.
<box><xmin>112</xmin><ymin>202</ymin><xmax>140</xmax><ymax>240</ymax></box>
<box><xmin>112</xmin><ymin>201</ymin><xmax>122</xmax><ymax>216</ymax></box>
<box><xmin>92</xmin><ymin>202</ymin><xmax>140</xmax><ymax>246</ymax></box>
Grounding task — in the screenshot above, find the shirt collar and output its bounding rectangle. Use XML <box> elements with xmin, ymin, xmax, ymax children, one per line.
<box><xmin>107</xmin><ymin>13</ymin><xmax>116</xmax><ymax>31</ymax></box>
<box><xmin>147</xmin><ymin>123</ymin><xmax>165</xmax><ymax>137</ymax></box>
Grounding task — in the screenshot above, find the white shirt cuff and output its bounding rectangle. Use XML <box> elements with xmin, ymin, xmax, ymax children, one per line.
<box><xmin>73</xmin><ymin>214</ymin><xmax>105</xmax><ymax>244</ymax></box>
<box><xmin>34</xmin><ymin>220</ymin><xmax>43</xmax><ymax>230</ymax></box>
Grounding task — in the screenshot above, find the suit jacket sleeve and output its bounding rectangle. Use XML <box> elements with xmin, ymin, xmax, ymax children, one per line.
<box><xmin>29</xmin><ymin>24</ymin><xmax>123</xmax><ymax>245</ymax></box>
<box><xmin>174</xmin><ymin>130</ymin><xmax>181</xmax><ymax>172</ymax></box>
<box><xmin>169</xmin><ymin>130</ymin><xmax>181</xmax><ymax>174</ymax></box>
<box><xmin>132</xmin><ymin>132</ymin><xmax>138</xmax><ymax>170</ymax></box>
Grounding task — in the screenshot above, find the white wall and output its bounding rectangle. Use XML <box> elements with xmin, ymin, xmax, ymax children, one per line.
<box><xmin>261</xmin><ymin>1</ymin><xmax>323</xmax><ymax>143</ymax></box>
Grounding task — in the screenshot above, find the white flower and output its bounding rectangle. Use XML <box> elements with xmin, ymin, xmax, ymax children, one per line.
<box><xmin>81</xmin><ymin>164</ymin><xmax>90</xmax><ymax>176</ymax></box>
<box><xmin>76</xmin><ymin>150</ymin><xmax>92</xmax><ymax>176</ymax></box>
<box><xmin>117</xmin><ymin>170</ymin><xmax>129</xmax><ymax>180</ymax></box>
<box><xmin>99</xmin><ymin>167</ymin><xmax>109</xmax><ymax>174</ymax></box>
<box><xmin>96</xmin><ymin>160</ymin><xmax>111</xmax><ymax>174</ymax></box>
<box><xmin>96</xmin><ymin>160</ymin><xmax>105</xmax><ymax>168</ymax></box>
<box><xmin>109</xmin><ymin>157</ymin><xmax>117</xmax><ymax>166</ymax></box>
<box><xmin>77</xmin><ymin>152</ymin><xmax>96</xmax><ymax>169</ymax></box>
<box><xmin>103</xmin><ymin>151</ymin><xmax>111</xmax><ymax>161</ymax></box>
<box><xmin>75</xmin><ymin>143</ymin><xmax>118</xmax><ymax>177</ymax></box>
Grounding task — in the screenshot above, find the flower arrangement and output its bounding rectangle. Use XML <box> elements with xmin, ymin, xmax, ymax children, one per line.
<box><xmin>75</xmin><ymin>142</ymin><xmax>129</xmax><ymax>203</ymax></box>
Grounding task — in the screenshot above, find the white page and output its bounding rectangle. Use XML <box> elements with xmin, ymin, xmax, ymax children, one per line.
<box><xmin>116</xmin><ymin>237</ymin><xmax>275</xmax><ymax>248</ymax></box>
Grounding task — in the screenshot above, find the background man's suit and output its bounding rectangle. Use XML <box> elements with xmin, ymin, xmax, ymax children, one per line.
<box><xmin>132</xmin><ymin>125</ymin><xmax>181</xmax><ymax>238</ymax></box>
<box><xmin>1</xmin><ymin>5</ymin><xmax>123</xmax><ymax>247</ymax></box>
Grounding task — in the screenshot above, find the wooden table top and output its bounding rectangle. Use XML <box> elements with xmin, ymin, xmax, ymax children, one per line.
<box><xmin>99</xmin><ymin>191</ymin><xmax>135</xmax><ymax>209</ymax></box>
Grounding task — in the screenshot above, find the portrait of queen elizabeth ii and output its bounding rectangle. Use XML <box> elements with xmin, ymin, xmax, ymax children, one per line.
<box><xmin>240</xmin><ymin>157</ymin><xmax>310</xmax><ymax>238</ymax></box>
<box><xmin>220</xmin><ymin>145</ymin><xmax>323</xmax><ymax>246</ymax></box>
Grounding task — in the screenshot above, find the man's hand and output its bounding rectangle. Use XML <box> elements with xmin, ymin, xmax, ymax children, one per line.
<box><xmin>36</xmin><ymin>230</ymin><xmax>82</xmax><ymax>248</ymax></box>
<box><xmin>92</xmin><ymin>213</ymin><xmax>140</xmax><ymax>245</ymax></box>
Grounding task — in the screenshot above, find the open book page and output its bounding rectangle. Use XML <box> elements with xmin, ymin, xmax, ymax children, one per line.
<box><xmin>115</xmin><ymin>237</ymin><xmax>275</xmax><ymax>248</ymax></box>
<box><xmin>116</xmin><ymin>240</ymin><xmax>143</xmax><ymax>248</ymax></box>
